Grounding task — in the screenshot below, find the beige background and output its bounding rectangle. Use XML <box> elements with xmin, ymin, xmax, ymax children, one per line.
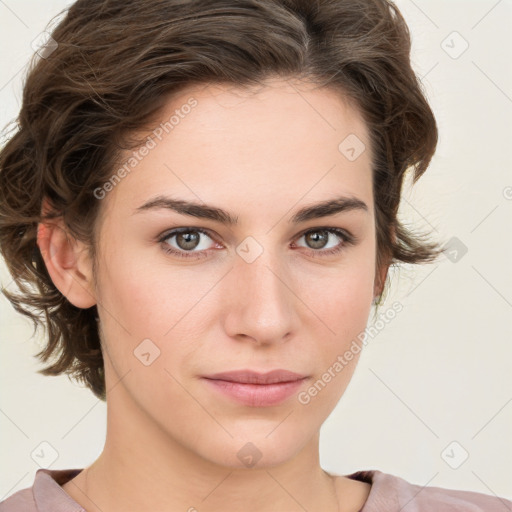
<box><xmin>1</xmin><ymin>0</ymin><xmax>511</xmax><ymax>502</ymax></box>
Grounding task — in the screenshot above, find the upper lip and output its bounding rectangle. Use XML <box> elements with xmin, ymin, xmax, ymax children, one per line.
<box><xmin>202</xmin><ymin>369</ymin><xmax>308</xmax><ymax>385</ymax></box>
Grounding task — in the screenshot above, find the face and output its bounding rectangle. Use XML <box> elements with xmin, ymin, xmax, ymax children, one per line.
<box><xmin>88</xmin><ymin>78</ymin><xmax>382</xmax><ymax>468</ymax></box>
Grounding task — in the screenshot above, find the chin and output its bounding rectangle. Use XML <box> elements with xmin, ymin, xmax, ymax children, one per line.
<box><xmin>193</xmin><ymin>425</ymin><xmax>311</xmax><ymax>470</ymax></box>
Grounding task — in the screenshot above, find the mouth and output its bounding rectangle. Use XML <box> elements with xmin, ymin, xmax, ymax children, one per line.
<box><xmin>201</xmin><ymin>369</ymin><xmax>309</xmax><ymax>407</ymax></box>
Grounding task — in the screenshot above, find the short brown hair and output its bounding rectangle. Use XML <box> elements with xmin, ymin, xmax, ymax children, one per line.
<box><xmin>0</xmin><ymin>0</ymin><xmax>444</xmax><ymax>401</ymax></box>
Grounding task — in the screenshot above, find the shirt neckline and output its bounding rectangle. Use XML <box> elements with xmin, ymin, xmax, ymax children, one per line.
<box><xmin>33</xmin><ymin>467</ymin><xmax>388</xmax><ymax>511</ymax></box>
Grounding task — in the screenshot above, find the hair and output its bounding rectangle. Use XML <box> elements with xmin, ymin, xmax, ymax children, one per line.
<box><xmin>0</xmin><ymin>0</ymin><xmax>444</xmax><ymax>401</ymax></box>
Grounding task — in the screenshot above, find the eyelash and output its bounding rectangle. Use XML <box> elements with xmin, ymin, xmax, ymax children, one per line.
<box><xmin>157</xmin><ymin>226</ymin><xmax>356</xmax><ymax>260</ymax></box>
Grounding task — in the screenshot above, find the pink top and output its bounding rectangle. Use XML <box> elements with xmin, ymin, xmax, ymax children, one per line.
<box><xmin>0</xmin><ymin>467</ymin><xmax>510</xmax><ymax>511</ymax></box>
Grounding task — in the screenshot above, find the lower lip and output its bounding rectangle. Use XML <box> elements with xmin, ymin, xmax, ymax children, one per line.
<box><xmin>202</xmin><ymin>378</ymin><xmax>307</xmax><ymax>407</ymax></box>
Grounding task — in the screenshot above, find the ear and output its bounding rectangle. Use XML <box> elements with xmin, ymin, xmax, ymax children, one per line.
<box><xmin>36</xmin><ymin>201</ymin><xmax>97</xmax><ymax>309</ymax></box>
<box><xmin>373</xmin><ymin>261</ymin><xmax>390</xmax><ymax>300</ymax></box>
<box><xmin>373</xmin><ymin>225</ymin><xmax>395</xmax><ymax>301</ymax></box>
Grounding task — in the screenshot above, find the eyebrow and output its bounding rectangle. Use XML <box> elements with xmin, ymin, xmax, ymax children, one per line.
<box><xmin>133</xmin><ymin>194</ymin><xmax>369</xmax><ymax>224</ymax></box>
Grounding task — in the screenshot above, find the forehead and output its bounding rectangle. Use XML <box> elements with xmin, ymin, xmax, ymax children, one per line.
<box><xmin>161</xmin><ymin>78</ymin><xmax>370</xmax><ymax>149</ymax></box>
<box><xmin>103</xmin><ymin>78</ymin><xmax>373</xmax><ymax>221</ymax></box>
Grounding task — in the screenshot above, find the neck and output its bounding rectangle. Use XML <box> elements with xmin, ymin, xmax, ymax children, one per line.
<box><xmin>82</xmin><ymin>460</ymin><xmax>340</xmax><ymax>512</ymax></box>
<box><xmin>73</xmin><ymin>387</ymin><xmax>342</xmax><ymax>512</ymax></box>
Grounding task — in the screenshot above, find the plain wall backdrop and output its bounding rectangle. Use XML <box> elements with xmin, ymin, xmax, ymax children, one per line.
<box><xmin>1</xmin><ymin>0</ymin><xmax>511</xmax><ymax>503</ymax></box>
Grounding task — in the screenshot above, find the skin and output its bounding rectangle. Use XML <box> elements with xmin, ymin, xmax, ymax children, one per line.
<box><xmin>38</xmin><ymin>77</ymin><xmax>389</xmax><ymax>512</ymax></box>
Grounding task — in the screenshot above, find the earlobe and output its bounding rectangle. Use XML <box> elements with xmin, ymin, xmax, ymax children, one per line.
<box><xmin>36</xmin><ymin>218</ymin><xmax>97</xmax><ymax>309</ymax></box>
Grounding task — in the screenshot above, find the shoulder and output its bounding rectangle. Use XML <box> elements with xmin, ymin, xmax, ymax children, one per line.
<box><xmin>344</xmin><ymin>469</ymin><xmax>512</xmax><ymax>511</ymax></box>
<box><xmin>0</xmin><ymin>487</ymin><xmax>36</xmax><ymax>512</ymax></box>
<box><xmin>0</xmin><ymin>468</ymin><xmax>85</xmax><ymax>512</ymax></box>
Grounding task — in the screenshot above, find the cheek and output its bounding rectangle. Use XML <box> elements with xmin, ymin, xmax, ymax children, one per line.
<box><xmin>96</xmin><ymin>253</ymin><xmax>211</xmax><ymax>380</ymax></box>
<box><xmin>300</xmin><ymin>274</ymin><xmax>373</xmax><ymax>411</ymax></box>
<box><xmin>95</xmin><ymin>235</ymin><xmax>178</xmax><ymax>333</ymax></box>
<box><xmin>93</xmin><ymin>252</ymin><xmax>167</xmax><ymax>374</ymax></box>
<box><xmin>302</xmin><ymin>256</ymin><xmax>375</xmax><ymax>331</ymax></box>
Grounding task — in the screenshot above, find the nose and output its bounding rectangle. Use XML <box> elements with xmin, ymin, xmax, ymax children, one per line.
<box><xmin>221</xmin><ymin>245</ymin><xmax>301</xmax><ymax>346</ymax></box>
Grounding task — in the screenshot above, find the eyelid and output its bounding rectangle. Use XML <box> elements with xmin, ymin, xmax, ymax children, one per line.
<box><xmin>295</xmin><ymin>225</ymin><xmax>355</xmax><ymax>242</ymax></box>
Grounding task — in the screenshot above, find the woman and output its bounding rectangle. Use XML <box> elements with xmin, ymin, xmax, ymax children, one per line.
<box><xmin>0</xmin><ymin>0</ymin><xmax>510</xmax><ymax>511</ymax></box>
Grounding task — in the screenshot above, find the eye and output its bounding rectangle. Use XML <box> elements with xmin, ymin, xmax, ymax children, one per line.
<box><xmin>159</xmin><ymin>227</ymin><xmax>218</xmax><ymax>259</ymax></box>
<box><xmin>292</xmin><ymin>227</ymin><xmax>355</xmax><ymax>257</ymax></box>
<box><xmin>158</xmin><ymin>226</ymin><xmax>356</xmax><ymax>260</ymax></box>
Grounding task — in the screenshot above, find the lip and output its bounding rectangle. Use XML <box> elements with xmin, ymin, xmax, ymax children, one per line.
<box><xmin>201</xmin><ymin>370</ymin><xmax>309</xmax><ymax>407</ymax></box>
<box><xmin>202</xmin><ymin>369</ymin><xmax>308</xmax><ymax>384</ymax></box>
